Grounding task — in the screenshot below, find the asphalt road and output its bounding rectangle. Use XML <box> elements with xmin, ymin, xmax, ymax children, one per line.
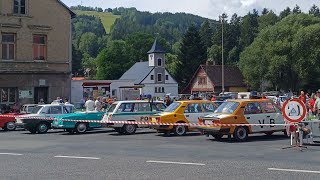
<box><xmin>0</xmin><ymin>128</ymin><xmax>320</xmax><ymax>180</ymax></box>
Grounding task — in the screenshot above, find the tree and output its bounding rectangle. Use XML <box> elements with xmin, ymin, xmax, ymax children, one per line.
<box><xmin>279</xmin><ymin>7</ymin><xmax>291</xmax><ymax>19</ymax></box>
<box><xmin>309</xmin><ymin>4</ymin><xmax>320</xmax><ymax>17</ymax></box>
<box><xmin>78</xmin><ymin>32</ymin><xmax>99</xmax><ymax>57</ymax></box>
<box><xmin>262</xmin><ymin>8</ymin><xmax>269</xmax><ymax>15</ymax></box>
<box><xmin>239</xmin><ymin>10</ymin><xmax>259</xmax><ymax>49</ymax></box>
<box><xmin>292</xmin><ymin>5</ymin><xmax>301</xmax><ymax>14</ymax></box>
<box><xmin>72</xmin><ymin>45</ymin><xmax>83</xmax><ymax>76</ymax></box>
<box><xmin>239</xmin><ymin>14</ymin><xmax>320</xmax><ymax>91</ymax></box>
<box><xmin>174</xmin><ymin>25</ymin><xmax>206</xmax><ymax>90</ymax></box>
<box><xmin>258</xmin><ymin>10</ymin><xmax>278</xmax><ymax>31</ymax></box>
<box><xmin>199</xmin><ymin>20</ymin><xmax>213</xmax><ymax>56</ymax></box>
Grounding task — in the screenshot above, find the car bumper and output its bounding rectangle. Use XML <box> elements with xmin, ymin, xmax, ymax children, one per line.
<box><xmin>197</xmin><ymin>126</ymin><xmax>230</xmax><ymax>135</ymax></box>
<box><xmin>15</xmin><ymin>123</ymin><xmax>25</xmax><ymax>128</ymax></box>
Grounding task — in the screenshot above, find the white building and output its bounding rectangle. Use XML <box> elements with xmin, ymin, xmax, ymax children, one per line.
<box><xmin>119</xmin><ymin>39</ymin><xmax>178</xmax><ymax>98</ymax></box>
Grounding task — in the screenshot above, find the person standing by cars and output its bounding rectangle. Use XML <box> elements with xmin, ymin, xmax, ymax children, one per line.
<box><xmin>299</xmin><ymin>90</ymin><xmax>307</xmax><ymax>104</ymax></box>
<box><xmin>95</xmin><ymin>97</ymin><xmax>102</xmax><ymax>112</ymax></box>
<box><xmin>164</xmin><ymin>95</ymin><xmax>172</xmax><ymax>106</ymax></box>
<box><xmin>313</xmin><ymin>90</ymin><xmax>320</xmax><ymax>118</ymax></box>
<box><xmin>85</xmin><ymin>97</ymin><xmax>95</xmax><ymax>111</ymax></box>
<box><xmin>309</xmin><ymin>93</ymin><xmax>316</xmax><ymax>116</ymax></box>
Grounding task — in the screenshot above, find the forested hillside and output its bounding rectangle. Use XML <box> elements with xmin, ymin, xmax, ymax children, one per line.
<box><xmin>71</xmin><ymin>5</ymin><xmax>320</xmax><ymax>92</ymax></box>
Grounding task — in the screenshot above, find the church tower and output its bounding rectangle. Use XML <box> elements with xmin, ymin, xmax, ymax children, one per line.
<box><xmin>147</xmin><ymin>39</ymin><xmax>166</xmax><ymax>84</ymax></box>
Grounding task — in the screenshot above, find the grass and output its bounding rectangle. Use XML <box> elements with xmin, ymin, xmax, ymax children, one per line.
<box><xmin>74</xmin><ymin>10</ymin><xmax>120</xmax><ymax>33</ymax></box>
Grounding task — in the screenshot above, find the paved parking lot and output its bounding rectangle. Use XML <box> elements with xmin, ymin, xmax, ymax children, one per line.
<box><xmin>1</xmin><ymin>128</ymin><xmax>320</xmax><ymax>180</ymax></box>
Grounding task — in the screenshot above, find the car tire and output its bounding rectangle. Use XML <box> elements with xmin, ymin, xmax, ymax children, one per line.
<box><xmin>37</xmin><ymin>123</ymin><xmax>49</xmax><ymax>134</ymax></box>
<box><xmin>212</xmin><ymin>134</ymin><xmax>223</xmax><ymax>140</ymax></box>
<box><xmin>75</xmin><ymin>123</ymin><xmax>87</xmax><ymax>134</ymax></box>
<box><xmin>4</xmin><ymin>122</ymin><xmax>16</xmax><ymax>131</ymax></box>
<box><xmin>173</xmin><ymin>125</ymin><xmax>187</xmax><ymax>136</ymax></box>
<box><xmin>123</xmin><ymin>124</ymin><xmax>137</xmax><ymax>135</ymax></box>
<box><xmin>233</xmin><ymin>127</ymin><xmax>248</xmax><ymax>142</ymax></box>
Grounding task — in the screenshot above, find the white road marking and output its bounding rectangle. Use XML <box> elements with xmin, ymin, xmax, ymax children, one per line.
<box><xmin>268</xmin><ymin>168</ymin><xmax>320</xmax><ymax>174</ymax></box>
<box><xmin>0</xmin><ymin>153</ymin><xmax>23</xmax><ymax>156</ymax></box>
<box><xmin>146</xmin><ymin>160</ymin><xmax>205</xmax><ymax>166</ymax></box>
<box><xmin>54</xmin><ymin>155</ymin><xmax>100</xmax><ymax>160</ymax></box>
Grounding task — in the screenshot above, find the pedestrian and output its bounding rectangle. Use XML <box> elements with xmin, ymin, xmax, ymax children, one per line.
<box><xmin>38</xmin><ymin>98</ymin><xmax>45</xmax><ymax>105</ymax></box>
<box><xmin>102</xmin><ymin>97</ymin><xmax>109</xmax><ymax>111</ymax></box>
<box><xmin>274</xmin><ymin>94</ymin><xmax>281</xmax><ymax>107</ymax></box>
<box><xmin>164</xmin><ymin>95</ymin><xmax>172</xmax><ymax>106</ymax></box>
<box><xmin>313</xmin><ymin>90</ymin><xmax>320</xmax><ymax>119</ymax></box>
<box><xmin>95</xmin><ymin>97</ymin><xmax>102</xmax><ymax>111</ymax></box>
<box><xmin>12</xmin><ymin>103</ymin><xmax>20</xmax><ymax>113</ymax></box>
<box><xmin>64</xmin><ymin>98</ymin><xmax>70</xmax><ymax>104</ymax></box>
<box><xmin>85</xmin><ymin>97</ymin><xmax>95</xmax><ymax>111</ymax></box>
<box><xmin>299</xmin><ymin>90</ymin><xmax>307</xmax><ymax>104</ymax></box>
<box><xmin>309</xmin><ymin>93</ymin><xmax>316</xmax><ymax>116</ymax></box>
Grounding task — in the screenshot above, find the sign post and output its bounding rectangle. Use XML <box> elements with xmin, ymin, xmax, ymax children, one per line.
<box><xmin>281</xmin><ymin>98</ymin><xmax>307</xmax><ymax>150</ymax></box>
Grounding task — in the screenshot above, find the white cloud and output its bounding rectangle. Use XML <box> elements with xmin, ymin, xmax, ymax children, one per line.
<box><xmin>62</xmin><ymin>0</ymin><xmax>318</xmax><ymax>20</ymax></box>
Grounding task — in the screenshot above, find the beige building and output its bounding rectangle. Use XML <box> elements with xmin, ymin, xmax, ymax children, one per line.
<box><xmin>0</xmin><ymin>0</ymin><xmax>75</xmax><ymax>107</ymax></box>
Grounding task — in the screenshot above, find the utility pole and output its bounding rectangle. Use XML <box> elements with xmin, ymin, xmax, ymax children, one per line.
<box><xmin>220</xmin><ymin>15</ymin><xmax>225</xmax><ymax>95</ymax></box>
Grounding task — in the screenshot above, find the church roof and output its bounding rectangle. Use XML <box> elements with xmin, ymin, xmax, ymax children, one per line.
<box><xmin>147</xmin><ymin>39</ymin><xmax>166</xmax><ymax>54</ymax></box>
<box><xmin>119</xmin><ymin>62</ymin><xmax>154</xmax><ymax>84</ymax></box>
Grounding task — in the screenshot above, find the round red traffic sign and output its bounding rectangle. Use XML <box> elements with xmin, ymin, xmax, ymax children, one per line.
<box><xmin>281</xmin><ymin>98</ymin><xmax>307</xmax><ymax>123</ymax></box>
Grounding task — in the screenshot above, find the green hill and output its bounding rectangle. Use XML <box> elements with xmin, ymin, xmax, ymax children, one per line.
<box><xmin>74</xmin><ymin>10</ymin><xmax>119</xmax><ymax>33</ymax></box>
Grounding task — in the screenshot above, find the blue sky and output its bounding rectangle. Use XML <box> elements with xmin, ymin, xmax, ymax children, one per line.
<box><xmin>62</xmin><ymin>0</ymin><xmax>318</xmax><ymax>20</ymax></box>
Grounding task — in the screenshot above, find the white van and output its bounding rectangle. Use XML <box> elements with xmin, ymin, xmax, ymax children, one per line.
<box><xmin>103</xmin><ymin>100</ymin><xmax>166</xmax><ymax>135</ymax></box>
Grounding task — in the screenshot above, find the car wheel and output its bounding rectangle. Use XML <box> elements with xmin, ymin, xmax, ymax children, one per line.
<box><xmin>233</xmin><ymin>127</ymin><xmax>248</xmax><ymax>142</ymax></box>
<box><xmin>173</xmin><ymin>125</ymin><xmax>187</xmax><ymax>136</ymax></box>
<box><xmin>123</xmin><ymin>124</ymin><xmax>137</xmax><ymax>135</ymax></box>
<box><xmin>4</xmin><ymin>122</ymin><xmax>16</xmax><ymax>131</ymax></box>
<box><xmin>75</xmin><ymin>123</ymin><xmax>87</xmax><ymax>134</ymax></box>
<box><xmin>212</xmin><ymin>134</ymin><xmax>223</xmax><ymax>140</ymax></box>
<box><xmin>37</xmin><ymin>123</ymin><xmax>49</xmax><ymax>134</ymax></box>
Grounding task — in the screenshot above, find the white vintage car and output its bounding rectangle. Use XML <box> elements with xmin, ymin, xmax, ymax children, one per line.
<box><xmin>102</xmin><ymin>100</ymin><xmax>166</xmax><ymax>135</ymax></box>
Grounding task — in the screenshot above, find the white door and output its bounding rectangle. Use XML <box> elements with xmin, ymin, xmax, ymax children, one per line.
<box><xmin>46</xmin><ymin>106</ymin><xmax>63</xmax><ymax>118</ymax></box>
<box><xmin>261</xmin><ymin>102</ymin><xmax>284</xmax><ymax>131</ymax></box>
<box><xmin>184</xmin><ymin>103</ymin><xmax>204</xmax><ymax>123</ymax></box>
<box><xmin>244</xmin><ymin>102</ymin><xmax>268</xmax><ymax>133</ymax></box>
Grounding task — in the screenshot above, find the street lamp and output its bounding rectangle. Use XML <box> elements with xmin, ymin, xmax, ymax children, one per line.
<box><xmin>219</xmin><ymin>15</ymin><xmax>225</xmax><ymax>95</ymax></box>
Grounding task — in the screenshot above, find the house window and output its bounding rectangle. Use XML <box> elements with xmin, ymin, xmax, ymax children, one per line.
<box><xmin>158</xmin><ymin>87</ymin><xmax>162</xmax><ymax>93</ymax></box>
<box><xmin>33</xmin><ymin>35</ymin><xmax>47</xmax><ymax>60</ymax></box>
<box><xmin>13</xmin><ymin>0</ymin><xmax>26</xmax><ymax>15</ymax></box>
<box><xmin>155</xmin><ymin>87</ymin><xmax>157</xmax><ymax>93</ymax></box>
<box><xmin>157</xmin><ymin>74</ymin><xmax>162</xmax><ymax>82</ymax></box>
<box><xmin>151</xmin><ymin>75</ymin><xmax>154</xmax><ymax>80</ymax></box>
<box><xmin>165</xmin><ymin>75</ymin><xmax>169</xmax><ymax>80</ymax></box>
<box><xmin>1</xmin><ymin>34</ymin><xmax>15</xmax><ymax>60</ymax></box>
<box><xmin>157</xmin><ymin>58</ymin><xmax>162</xmax><ymax>66</ymax></box>
<box><xmin>198</xmin><ymin>77</ymin><xmax>207</xmax><ymax>85</ymax></box>
<box><xmin>162</xmin><ymin>87</ymin><xmax>165</xmax><ymax>93</ymax></box>
<box><xmin>0</xmin><ymin>88</ymin><xmax>17</xmax><ymax>104</ymax></box>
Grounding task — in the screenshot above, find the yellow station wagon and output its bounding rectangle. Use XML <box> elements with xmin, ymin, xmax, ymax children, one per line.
<box><xmin>150</xmin><ymin>100</ymin><xmax>221</xmax><ymax>136</ymax></box>
<box><xmin>198</xmin><ymin>99</ymin><xmax>285</xmax><ymax>142</ymax></box>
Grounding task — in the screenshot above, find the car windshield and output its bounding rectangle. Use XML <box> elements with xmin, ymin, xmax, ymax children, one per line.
<box><xmin>31</xmin><ymin>106</ymin><xmax>43</xmax><ymax>114</ymax></box>
<box><xmin>107</xmin><ymin>104</ymin><xmax>117</xmax><ymax>113</ymax></box>
<box><xmin>214</xmin><ymin>102</ymin><xmax>239</xmax><ymax>114</ymax></box>
<box><xmin>163</xmin><ymin>102</ymin><xmax>181</xmax><ymax>112</ymax></box>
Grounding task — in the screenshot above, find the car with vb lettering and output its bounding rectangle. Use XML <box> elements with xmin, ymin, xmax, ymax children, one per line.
<box><xmin>197</xmin><ymin>99</ymin><xmax>285</xmax><ymax>142</ymax></box>
<box><xmin>103</xmin><ymin>100</ymin><xmax>166</xmax><ymax>135</ymax></box>
<box><xmin>150</xmin><ymin>100</ymin><xmax>221</xmax><ymax>136</ymax></box>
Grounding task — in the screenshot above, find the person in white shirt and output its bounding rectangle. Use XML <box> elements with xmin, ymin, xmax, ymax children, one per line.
<box><xmin>95</xmin><ymin>97</ymin><xmax>102</xmax><ymax>112</ymax></box>
<box><xmin>85</xmin><ymin>97</ymin><xmax>95</xmax><ymax>111</ymax></box>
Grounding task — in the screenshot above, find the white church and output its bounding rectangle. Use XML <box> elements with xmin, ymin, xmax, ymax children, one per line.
<box><xmin>119</xmin><ymin>39</ymin><xmax>179</xmax><ymax>98</ymax></box>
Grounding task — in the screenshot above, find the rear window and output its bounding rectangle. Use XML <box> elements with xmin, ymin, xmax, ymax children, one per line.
<box><xmin>31</xmin><ymin>106</ymin><xmax>43</xmax><ymax>114</ymax></box>
<box><xmin>214</xmin><ymin>102</ymin><xmax>239</xmax><ymax>114</ymax></box>
<box><xmin>164</xmin><ymin>102</ymin><xmax>181</xmax><ymax>112</ymax></box>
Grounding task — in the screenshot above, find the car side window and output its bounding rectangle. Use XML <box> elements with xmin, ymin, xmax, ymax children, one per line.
<box><xmin>152</xmin><ymin>103</ymin><xmax>166</xmax><ymax>112</ymax></box>
<box><xmin>202</xmin><ymin>103</ymin><xmax>216</xmax><ymax>112</ymax></box>
<box><xmin>260</xmin><ymin>102</ymin><xmax>276</xmax><ymax>113</ymax></box>
<box><xmin>184</xmin><ymin>103</ymin><xmax>202</xmax><ymax>113</ymax></box>
<box><xmin>117</xmin><ymin>103</ymin><xmax>134</xmax><ymax>112</ymax></box>
<box><xmin>244</xmin><ymin>103</ymin><xmax>262</xmax><ymax>114</ymax></box>
<box><xmin>48</xmin><ymin>106</ymin><xmax>62</xmax><ymax>114</ymax></box>
<box><xmin>63</xmin><ymin>106</ymin><xmax>74</xmax><ymax>113</ymax></box>
<box><xmin>134</xmin><ymin>103</ymin><xmax>151</xmax><ymax>112</ymax></box>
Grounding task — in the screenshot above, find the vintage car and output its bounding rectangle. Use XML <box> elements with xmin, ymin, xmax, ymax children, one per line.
<box><xmin>52</xmin><ymin>111</ymin><xmax>105</xmax><ymax>134</ymax></box>
<box><xmin>0</xmin><ymin>113</ymin><xmax>23</xmax><ymax>131</ymax></box>
<box><xmin>16</xmin><ymin>103</ymin><xmax>75</xmax><ymax>134</ymax></box>
<box><xmin>150</xmin><ymin>100</ymin><xmax>221</xmax><ymax>136</ymax></box>
<box><xmin>20</xmin><ymin>104</ymin><xmax>38</xmax><ymax>114</ymax></box>
<box><xmin>197</xmin><ymin>99</ymin><xmax>285</xmax><ymax>142</ymax></box>
<box><xmin>103</xmin><ymin>100</ymin><xmax>166</xmax><ymax>135</ymax></box>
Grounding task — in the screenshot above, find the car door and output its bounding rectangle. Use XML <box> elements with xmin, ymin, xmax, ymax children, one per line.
<box><xmin>202</xmin><ymin>103</ymin><xmax>217</xmax><ymax>116</ymax></box>
<box><xmin>260</xmin><ymin>102</ymin><xmax>284</xmax><ymax>131</ymax></box>
<box><xmin>47</xmin><ymin>106</ymin><xmax>63</xmax><ymax>118</ymax></box>
<box><xmin>184</xmin><ymin>103</ymin><xmax>203</xmax><ymax>123</ymax></box>
<box><xmin>244</xmin><ymin>102</ymin><xmax>267</xmax><ymax>133</ymax></box>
